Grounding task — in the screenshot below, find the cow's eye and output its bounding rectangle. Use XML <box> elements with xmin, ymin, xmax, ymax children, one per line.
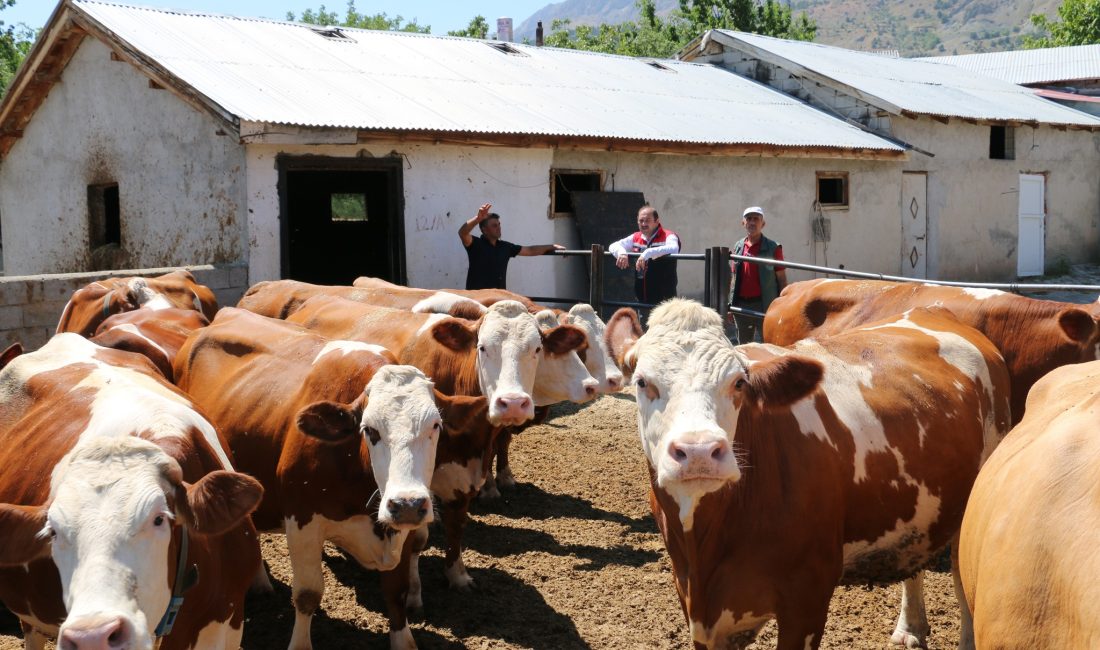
<box><xmin>734</xmin><ymin>378</ymin><xmax>746</xmax><ymax>390</ymax></box>
<box><xmin>362</xmin><ymin>425</ymin><xmax>381</xmax><ymax>444</ymax></box>
<box><xmin>432</xmin><ymin>422</ymin><xmax>441</xmax><ymax>431</ymax></box>
<box><xmin>153</xmin><ymin>515</ymin><xmax>165</xmax><ymax>527</ymax></box>
<box><xmin>534</xmin><ymin>346</ymin><xmax>542</xmax><ymax>355</ymax></box>
<box><xmin>635</xmin><ymin>377</ymin><xmax>647</xmax><ymax>389</ymax></box>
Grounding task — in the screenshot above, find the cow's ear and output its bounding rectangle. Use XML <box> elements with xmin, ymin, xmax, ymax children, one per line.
<box><xmin>0</xmin><ymin>504</ymin><xmax>50</xmax><ymax>566</ymax></box>
<box><xmin>1057</xmin><ymin>308</ymin><xmax>1097</xmax><ymax>344</ymax></box>
<box><xmin>431</xmin><ymin>319</ymin><xmax>478</xmax><ymax>352</ymax></box>
<box><xmin>296</xmin><ymin>401</ymin><xmax>362</xmax><ymax>443</ymax></box>
<box><xmin>742</xmin><ymin>354</ymin><xmax>823</xmax><ymax>409</ymax></box>
<box><xmin>435</xmin><ymin>392</ymin><xmax>488</xmax><ymax>434</ymax></box>
<box><xmin>606</xmin><ymin>308</ymin><xmax>643</xmax><ymax>374</ymax></box>
<box><xmin>542</xmin><ymin>324</ymin><xmax>587</xmax><ymax>357</ymax></box>
<box><xmin>0</xmin><ymin>342</ymin><xmax>23</xmax><ymax>371</ymax></box>
<box><xmin>178</xmin><ymin>471</ymin><xmax>263</xmax><ymax>536</ymax></box>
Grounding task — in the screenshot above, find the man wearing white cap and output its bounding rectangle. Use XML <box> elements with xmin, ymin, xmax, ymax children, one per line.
<box><xmin>727</xmin><ymin>206</ymin><xmax>787</xmax><ymax>343</ymax></box>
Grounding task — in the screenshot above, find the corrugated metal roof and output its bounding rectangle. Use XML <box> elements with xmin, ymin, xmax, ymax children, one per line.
<box><xmin>68</xmin><ymin>1</ymin><xmax>901</xmax><ymax>151</ymax></box>
<box><xmin>709</xmin><ymin>30</ymin><xmax>1100</xmax><ymax>127</ymax></box>
<box><xmin>921</xmin><ymin>45</ymin><xmax>1100</xmax><ymax>86</ymax></box>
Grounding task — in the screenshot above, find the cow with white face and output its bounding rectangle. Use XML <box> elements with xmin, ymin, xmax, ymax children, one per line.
<box><xmin>0</xmin><ymin>333</ymin><xmax>263</xmax><ymax>650</ymax></box>
<box><xmin>175</xmin><ymin>308</ymin><xmax>451</xmax><ymax>649</ymax></box>
<box><xmin>608</xmin><ymin>299</ymin><xmax>1011</xmax><ymax>650</ymax></box>
<box><xmin>558</xmin><ymin>303</ymin><xmax>625</xmax><ymax>394</ymax></box>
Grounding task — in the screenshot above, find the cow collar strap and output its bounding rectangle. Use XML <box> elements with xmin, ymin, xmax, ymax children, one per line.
<box><xmin>153</xmin><ymin>526</ymin><xmax>199</xmax><ymax>641</ymax></box>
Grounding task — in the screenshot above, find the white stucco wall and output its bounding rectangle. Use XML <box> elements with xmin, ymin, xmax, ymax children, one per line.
<box><xmin>245</xmin><ymin>142</ymin><xmax>903</xmax><ymax>301</ymax></box>
<box><xmin>246</xmin><ymin>142</ymin><xmax>591</xmax><ymax>300</ymax></box>
<box><xmin>0</xmin><ymin>38</ymin><xmax>247</xmax><ymax>275</ymax></box>
<box><xmin>551</xmin><ymin>150</ymin><xmax>904</xmax><ymax>294</ymax></box>
<box><xmin>895</xmin><ymin>119</ymin><xmax>1100</xmax><ymax>280</ymax></box>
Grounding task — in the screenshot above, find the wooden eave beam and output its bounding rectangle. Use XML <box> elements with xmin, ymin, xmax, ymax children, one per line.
<box><xmin>354</xmin><ymin>129</ymin><xmax>907</xmax><ymax>160</ymax></box>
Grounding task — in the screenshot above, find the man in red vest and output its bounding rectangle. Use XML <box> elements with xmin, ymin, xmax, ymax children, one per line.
<box><xmin>609</xmin><ymin>205</ymin><xmax>681</xmax><ymax>319</ymax></box>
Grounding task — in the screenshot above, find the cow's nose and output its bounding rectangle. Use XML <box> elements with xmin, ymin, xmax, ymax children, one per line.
<box><xmin>583</xmin><ymin>378</ymin><xmax>598</xmax><ymax>397</ymax></box>
<box><xmin>495</xmin><ymin>394</ymin><xmax>532</xmax><ymax>419</ymax></box>
<box><xmin>606</xmin><ymin>374</ymin><xmax>623</xmax><ymax>390</ymax></box>
<box><xmin>387</xmin><ymin>496</ymin><xmax>432</xmax><ymax>526</ymax></box>
<box><xmin>60</xmin><ymin>616</ymin><xmax>128</xmax><ymax>650</ymax></box>
<box><xmin>667</xmin><ymin>438</ymin><xmax>731</xmax><ymax>479</ymax></box>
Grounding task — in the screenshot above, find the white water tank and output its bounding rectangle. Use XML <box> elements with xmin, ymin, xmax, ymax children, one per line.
<box><xmin>497</xmin><ymin>17</ymin><xmax>513</xmax><ymax>43</ymax></box>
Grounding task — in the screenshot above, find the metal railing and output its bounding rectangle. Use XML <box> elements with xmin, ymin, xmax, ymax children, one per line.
<box><xmin>526</xmin><ymin>245</ymin><xmax>1100</xmax><ymax>322</ymax></box>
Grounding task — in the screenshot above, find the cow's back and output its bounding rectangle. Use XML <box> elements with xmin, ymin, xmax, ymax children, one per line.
<box><xmin>960</xmin><ymin>359</ymin><xmax>1100</xmax><ymax>648</ymax></box>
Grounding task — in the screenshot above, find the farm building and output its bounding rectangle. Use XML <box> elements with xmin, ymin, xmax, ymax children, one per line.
<box><xmin>680</xmin><ymin>31</ymin><xmax>1100</xmax><ymax>280</ymax></box>
<box><xmin>0</xmin><ymin>0</ymin><xmax>908</xmax><ymax>320</ymax></box>
<box><xmin>924</xmin><ymin>44</ymin><xmax>1100</xmax><ymax>116</ymax></box>
<box><xmin>2</xmin><ymin>3</ymin><xmax>1100</xmax><ymax>352</ymax></box>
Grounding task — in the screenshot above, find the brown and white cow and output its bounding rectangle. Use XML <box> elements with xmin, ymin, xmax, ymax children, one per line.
<box><xmin>960</xmin><ymin>359</ymin><xmax>1100</xmax><ymax>649</ymax></box>
<box><xmin>764</xmin><ymin>279</ymin><xmax>1100</xmax><ymax>423</ymax></box>
<box><xmin>90</xmin><ymin>308</ymin><xmax>209</xmax><ymax>381</ymax></box>
<box><xmin>174</xmin><ymin>308</ymin><xmax>459</xmax><ymax>650</ymax></box>
<box><xmin>239</xmin><ymin>279</ymin><xmax>488</xmax><ymax>321</ymax></box>
<box><xmin>283</xmin><ymin>295</ymin><xmax>590</xmax><ymax>587</ymax></box>
<box><xmin>0</xmin><ymin>333</ymin><xmax>263</xmax><ymax>650</ymax></box>
<box><xmin>57</xmin><ymin>270</ymin><xmax>218</xmax><ymax>337</ymax></box>
<box><xmin>608</xmin><ymin>299</ymin><xmax>1011</xmax><ymax>650</ymax></box>
<box><xmin>354</xmin><ymin>275</ymin><xmax>540</xmax><ymax>313</ymax></box>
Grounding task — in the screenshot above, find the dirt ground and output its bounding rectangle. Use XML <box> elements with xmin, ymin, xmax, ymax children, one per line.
<box><xmin>0</xmin><ymin>391</ymin><xmax>963</xmax><ymax>650</ymax></box>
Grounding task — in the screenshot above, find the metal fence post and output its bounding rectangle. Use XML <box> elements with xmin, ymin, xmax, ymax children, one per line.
<box><xmin>717</xmin><ymin>246</ymin><xmax>731</xmax><ymax>318</ymax></box>
<box><xmin>589</xmin><ymin>244</ymin><xmax>604</xmax><ymax>316</ymax></box>
<box><xmin>704</xmin><ymin>247</ymin><xmax>713</xmax><ymax>310</ymax></box>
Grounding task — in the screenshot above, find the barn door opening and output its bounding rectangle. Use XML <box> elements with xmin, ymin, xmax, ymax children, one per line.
<box><xmin>1017</xmin><ymin>173</ymin><xmax>1045</xmax><ymax>277</ymax></box>
<box><xmin>278</xmin><ymin>156</ymin><xmax>405</xmax><ymax>285</ymax></box>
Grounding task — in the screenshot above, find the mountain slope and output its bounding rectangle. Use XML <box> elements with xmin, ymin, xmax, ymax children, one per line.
<box><xmin>515</xmin><ymin>0</ymin><xmax>1062</xmax><ymax>56</ymax></box>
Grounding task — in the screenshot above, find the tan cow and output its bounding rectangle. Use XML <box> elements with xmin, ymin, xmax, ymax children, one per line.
<box><xmin>960</xmin><ymin>359</ymin><xmax>1100</xmax><ymax>649</ymax></box>
<box><xmin>56</xmin><ymin>270</ymin><xmax>218</xmax><ymax>337</ymax></box>
<box><xmin>0</xmin><ymin>333</ymin><xmax>263</xmax><ymax>650</ymax></box>
<box><xmin>764</xmin><ymin>278</ymin><xmax>1100</xmax><ymax>423</ymax></box>
<box><xmin>89</xmin><ymin>307</ymin><xmax>209</xmax><ymax>381</ymax></box>
<box><xmin>608</xmin><ymin>299</ymin><xmax>1011</xmax><ymax>649</ymax></box>
<box><xmin>239</xmin><ymin>279</ymin><xmax>487</xmax><ymax>320</ymax></box>
<box><xmin>174</xmin><ymin>307</ymin><xmax>463</xmax><ymax>649</ymax></box>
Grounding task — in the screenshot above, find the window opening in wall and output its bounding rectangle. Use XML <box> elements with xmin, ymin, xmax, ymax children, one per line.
<box><xmin>816</xmin><ymin>172</ymin><xmax>848</xmax><ymax>209</ymax></box>
<box><xmin>990</xmin><ymin>125</ymin><xmax>1015</xmax><ymax>160</ymax></box>
<box><xmin>551</xmin><ymin>170</ymin><xmax>603</xmax><ymax>217</ymax></box>
<box><xmin>88</xmin><ymin>183</ymin><xmax>121</xmax><ymax>248</ymax></box>
<box><xmin>331</xmin><ymin>193</ymin><xmax>368</xmax><ymax>222</ymax></box>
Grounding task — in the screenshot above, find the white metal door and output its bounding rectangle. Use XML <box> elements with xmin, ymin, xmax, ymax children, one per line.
<box><xmin>1017</xmin><ymin>174</ymin><xmax>1045</xmax><ymax>277</ymax></box>
<box><xmin>901</xmin><ymin>172</ymin><xmax>928</xmax><ymax>279</ymax></box>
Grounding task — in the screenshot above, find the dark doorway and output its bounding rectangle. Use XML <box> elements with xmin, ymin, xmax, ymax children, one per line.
<box><xmin>278</xmin><ymin>156</ymin><xmax>405</xmax><ymax>285</ymax></box>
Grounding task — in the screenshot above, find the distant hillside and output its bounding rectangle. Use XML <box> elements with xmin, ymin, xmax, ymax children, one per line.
<box><xmin>515</xmin><ymin>0</ymin><xmax>1062</xmax><ymax>56</ymax></box>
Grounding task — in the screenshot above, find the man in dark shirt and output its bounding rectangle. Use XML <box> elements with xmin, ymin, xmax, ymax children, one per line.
<box><xmin>458</xmin><ymin>202</ymin><xmax>564</xmax><ymax>290</ymax></box>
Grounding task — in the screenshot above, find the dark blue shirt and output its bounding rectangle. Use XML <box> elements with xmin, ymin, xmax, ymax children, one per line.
<box><xmin>465</xmin><ymin>235</ymin><xmax>522</xmax><ymax>290</ymax></box>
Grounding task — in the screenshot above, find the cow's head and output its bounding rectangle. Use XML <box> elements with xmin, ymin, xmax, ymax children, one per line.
<box><xmin>560</xmin><ymin>303</ymin><xmax>625</xmax><ymax>393</ymax></box>
<box><xmin>610</xmin><ymin>299</ymin><xmax>821</xmax><ymax>528</ymax></box>
<box><xmin>430</xmin><ymin>300</ymin><xmax>541</xmax><ymax>426</ymax></box>
<box><xmin>297</xmin><ymin>365</ymin><xmax>438</xmax><ymax>530</ymax></box>
<box><xmin>0</xmin><ymin>436</ymin><xmax>261</xmax><ymax>650</ymax></box>
<box><xmin>530</xmin><ymin>309</ymin><xmax>597</xmax><ymax>406</ymax></box>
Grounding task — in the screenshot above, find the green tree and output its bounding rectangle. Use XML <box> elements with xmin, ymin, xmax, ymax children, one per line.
<box><xmin>288</xmin><ymin>0</ymin><xmax>429</xmax><ymax>33</ymax></box>
<box><xmin>1025</xmin><ymin>0</ymin><xmax>1100</xmax><ymax>47</ymax></box>
<box><xmin>545</xmin><ymin>0</ymin><xmax>814</xmax><ymax>58</ymax></box>
<box><xmin>448</xmin><ymin>15</ymin><xmax>489</xmax><ymax>39</ymax></box>
<box><xmin>0</xmin><ymin>0</ymin><xmax>35</xmax><ymax>97</ymax></box>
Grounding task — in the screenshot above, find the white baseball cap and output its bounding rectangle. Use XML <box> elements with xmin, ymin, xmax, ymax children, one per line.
<box><xmin>742</xmin><ymin>206</ymin><xmax>764</xmax><ymax>218</ymax></box>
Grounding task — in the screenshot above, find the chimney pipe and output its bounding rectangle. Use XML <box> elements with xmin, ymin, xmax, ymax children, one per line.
<box><xmin>536</xmin><ymin>21</ymin><xmax>544</xmax><ymax>46</ymax></box>
<box><xmin>497</xmin><ymin>17</ymin><xmax>513</xmax><ymax>43</ymax></box>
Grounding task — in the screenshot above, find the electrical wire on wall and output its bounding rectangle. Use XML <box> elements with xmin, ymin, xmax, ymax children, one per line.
<box><xmin>811</xmin><ymin>200</ymin><xmax>829</xmax><ymax>274</ymax></box>
<box><xmin>459</xmin><ymin>151</ymin><xmax>546</xmax><ymax>189</ymax></box>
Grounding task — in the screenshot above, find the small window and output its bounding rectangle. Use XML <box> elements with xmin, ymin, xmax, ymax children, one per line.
<box><xmin>990</xmin><ymin>125</ymin><xmax>1015</xmax><ymax>160</ymax></box>
<box><xmin>816</xmin><ymin>172</ymin><xmax>849</xmax><ymax>209</ymax></box>
<box><xmin>88</xmin><ymin>183</ymin><xmax>121</xmax><ymax>248</ymax></box>
<box><xmin>331</xmin><ymin>193</ymin><xmax>367</xmax><ymax>222</ymax></box>
<box><xmin>551</xmin><ymin>170</ymin><xmax>602</xmax><ymax>217</ymax></box>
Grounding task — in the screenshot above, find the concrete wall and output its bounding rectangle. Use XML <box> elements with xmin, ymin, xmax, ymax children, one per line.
<box><xmin>0</xmin><ymin>38</ymin><xmax>248</xmax><ymax>275</ymax></box>
<box><xmin>246</xmin><ymin>142</ymin><xmax>585</xmax><ymax>299</ymax></box>
<box><xmin>895</xmin><ymin>119</ymin><xmax>1100</xmax><ymax>280</ymax></box>
<box><xmin>0</xmin><ymin>263</ymin><xmax>248</xmax><ymax>352</ymax></box>
<box><xmin>552</xmin><ymin>150</ymin><xmax>904</xmax><ymax>294</ymax></box>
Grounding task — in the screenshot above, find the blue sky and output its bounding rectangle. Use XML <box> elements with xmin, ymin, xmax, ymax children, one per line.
<box><xmin>2</xmin><ymin>0</ymin><xmax>550</xmax><ymax>35</ymax></box>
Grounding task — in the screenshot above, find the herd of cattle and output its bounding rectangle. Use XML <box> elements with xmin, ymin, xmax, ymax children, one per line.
<box><xmin>0</xmin><ymin>269</ymin><xmax>1097</xmax><ymax>650</ymax></box>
